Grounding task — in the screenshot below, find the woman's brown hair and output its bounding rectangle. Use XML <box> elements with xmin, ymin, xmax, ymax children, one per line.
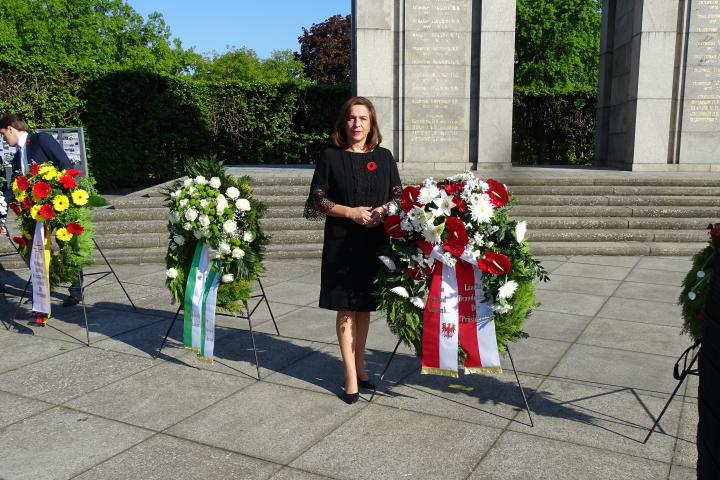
<box><xmin>330</xmin><ymin>96</ymin><xmax>382</xmax><ymax>150</ymax></box>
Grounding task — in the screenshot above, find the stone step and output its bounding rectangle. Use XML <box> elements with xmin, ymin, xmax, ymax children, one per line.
<box><xmin>529</xmin><ymin>241</ymin><xmax>707</xmax><ymax>257</ymax></box>
<box><xmin>112</xmin><ymin>197</ymin><xmax>167</xmax><ymax>209</ymax></box>
<box><xmin>261</xmin><ymin>217</ymin><xmax>324</xmax><ymax>231</ymax></box>
<box><xmin>94</xmin><ymin>220</ymin><xmax>168</xmax><ymax>234</ymax></box>
<box><xmin>511</xmin><ymin>205</ymin><xmax>719</xmax><ymax>218</ymax></box>
<box><xmin>527</xmin><ymin>229</ymin><xmax>708</xmax><ymax>242</ymax></box>
<box><xmin>522</xmin><ymin>217</ymin><xmax>713</xmax><ymax>230</ymax></box>
<box><xmin>0</xmin><ymin>246</ymin><xmax>167</xmax><ymax>271</ymax></box>
<box><xmin>518</xmin><ymin>195</ymin><xmax>720</xmax><ymax>207</ymax></box>
<box><xmin>510</xmin><ymin>185</ymin><xmax>720</xmax><ymax>196</ymax></box>
<box><xmin>92</xmin><ymin>207</ymin><xmax>169</xmax><ymax>222</ymax></box>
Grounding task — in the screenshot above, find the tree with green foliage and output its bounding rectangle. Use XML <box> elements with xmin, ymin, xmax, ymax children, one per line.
<box><xmin>297</xmin><ymin>14</ymin><xmax>351</xmax><ymax>84</ymax></box>
<box><xmin>193</xmin><ymin>48</ymin><xmax>306</xmax><ymax>83</ymax></box>
<box><xmin>514</xmin><ymin>0</ymin><xmax>601</xmax><ymax>91</ymax></box>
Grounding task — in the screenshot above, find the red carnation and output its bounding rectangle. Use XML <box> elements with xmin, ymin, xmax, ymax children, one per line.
<box><xmin>66</xmin><ymin>222</ymin><xmax>84</xmax><ymax>235</ymax></box>
<box><xmin>452</xmin><ymin>195</ymin><xmax>467</xmax><ymax>213</ymax></box>
<box><xmin>383</xmin><ymin>215</ymin><xmax>406</xmax><ymax>239</ymax></box>
<box><xmin>9</xmin><ymin>202</ymin><xmax>20</xmax><ymax>215</ymax></box>
<box><xmin>22</xmin><ymin>198</ymin><xmax>33</xmax><ymax>210</ymax></box>
<box><xmin>443</xmin><ymin>217</ymin><xmax>469</xmax><ymax>258</ymax></box>
<box><xmin>32</xmin><ymin>181</ymin><xmax>51</xmax><ymax>199</ymax></box>
<box><xmin>15</xmin><ymin>176</ymin><xmax>29</xmax><ymax>191</ymax></box>
<box><xmin>401</xmin><ymin>186</ymin><xmax>421</xmax><ymax>213</ymax></box>
<box><xmin>58</xmin><ymin>174</ymin><xmax>77</xmax><ymax>189</ymax></box>
<box><xmin>66</xmin><ymin>168</ymin><xmax>83</xmax><ymax>177</ymax></box>
<box><xmin>416</xmin><ymin>239</ymin><xmax>433</xmax><ymax>256</ymax></box>
<box><xmin>12</xmin><ymin>236</ymin><xmax>27</xmax><ymax>248</ymax></box>
<box><xmin>486</xmin><ymin>179</ymin><xmax>509</xmax><ymax>208</ymax></box>
<box><xmin>478</xmin><ymin>252</ymin><xmax>511</xmax><ymax>275</ymax></box>
<box><xmin>29</xmin><ymin>163</ymin><xmax>40</xmax><ymax>176</ymax></box>
<box><xmin>39</xmin><ymin>203</ymin><xmax>55</xmax><ymax>220</ymax></box>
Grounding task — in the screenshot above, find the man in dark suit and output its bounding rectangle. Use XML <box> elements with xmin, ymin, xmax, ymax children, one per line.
<box><xmin>0</xmin><ymin>114</ymin><xmax>81</xmax><ymax>306</ymax></box>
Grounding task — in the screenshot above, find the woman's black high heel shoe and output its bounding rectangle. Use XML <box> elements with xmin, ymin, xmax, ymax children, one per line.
<box><xmin>341</xmin><ymin>391</ymin><xmax>360</xmax><ymax>404</ymax></box>
<box><xmin>357</xmin><ymin>377</ymin><xmax>376</xmax><ymax>390</ymax></box>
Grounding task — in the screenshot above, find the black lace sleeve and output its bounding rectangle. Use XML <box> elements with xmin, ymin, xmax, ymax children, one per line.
<box><xmin>304</xmin><ymin>153</ymin><xmax>336</xmax><ymax>221</ymax></box>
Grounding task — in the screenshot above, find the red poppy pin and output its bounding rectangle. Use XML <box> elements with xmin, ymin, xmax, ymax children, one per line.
<box><xmin>25</xmin><ymin>137</ymin><xmax>30</xmax><ymax>145</ymax></box>
<box><xmin>366</xmin><ymin>161</ymin><xmax>377</xmax><ymax>172</ymax></box>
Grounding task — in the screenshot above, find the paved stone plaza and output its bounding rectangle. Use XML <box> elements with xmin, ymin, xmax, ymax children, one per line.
<box><xmin>0</xmin><ymin>255</ymin><xmax>698</xmax><ymax>479</ymax></box>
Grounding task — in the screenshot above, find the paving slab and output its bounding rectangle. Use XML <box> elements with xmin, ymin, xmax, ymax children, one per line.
<box><xmin>269</xmin><ymin>467</ymin><xmax>333</xmax><ymax>480</ymax></box>
<box><xmin>73</xmin><ymin>434</ymin><xmax>279</xmax><ymax>480</ymax></box>
<box><xmin>0</xmin><ymin>333</ymin><xmax>82</xmax><ymax>374</ymax></box>
<box><xmin>508</xmin><ymin>378</ymin><xmax>682</xmax><ymax>462</ymax></box>
<box><xmin>0</xmin><ymin>406</ymin><xmax>152</xmax><ymax>480</ymax></box>
<box><xmin>596</xmin><ymin>297</ymin><xmax>684</xmax><ymax>327</ymax></box>
<box><xmin>552</xmin><ymin>262</ymin><xmax>633</xmax><ymax>280</ymax></box>
<box><xmin>65</xmin><ymin>361</ymin><xmax>253</xmax><ymax>431</ymax></box>
<box><xmin>625</xmin><ymin>268</ymin><xmax>687</xmax><ymax>287</ymax></box>
<box><xmin>551</xmin><ymin>344</ymin><xmax>683</xmax><ymax>395</ymax></box>
<box><xmin>568</xmin><ymin>255</ymin><xmax>641</xmax><ymax>268</ymax></box>
<box><xmin>290</xmin><ymin>404</ymin><xmax>501</xmax><ymax>480</ymax></box>
<box><xmin>166</xmin><ymin>382</ymin><xmax>359</xmax><ymax>464</ymax></box>
<box><xmin>0</xmin><ymin>347</ymin><xmax>153</xmax><ymax>403</ymax></box>
<box><xmin>255</xmin><ymin>306</ymin><xmax>338</xmax><ymax>343</ymax></box>
<box><xmin>523</xmin><ymin>310</ymin><xmax>593</xmax><ymax>342</ymax></box>
<box><xmin>0</xmin><ymin>390</ymin><xmax>54</xmax><ymax>428</ymax></box>
<box><xmin>614</xmin><ymin>281</ymin><xmax>683</xmax><ymax>304</ymax></box>
<box><xmin>535</xmin><ymin>273</ymin><xmax>620</xmax><ymax>296</ymax></box>
<box><xmin>534</xmin><ymin>290</ymin><xmax>608</xmax><ymax>317</ymax></box>
<box><xmin>673</xmin><ymin>400</ymin><xmax>698</xmax><ymax>468</ymax></box>
<box><xmin>635</xmin><ymin>257</ymin><xmax>693</xmax><ymax>273</ymax></box>
<box><xmin>668</xmin><ymin>464</ymin><xmax>697</xmax><ymax>479</ymax></box>
<box><xmin>471</xmin><ymin>431</ymin><xmax>670</xmax><ymax>480</ymax></box>
<box><xmin>577</xmin><ymin>317</ymin><xmax>687</xmax><ymax>357</ymax></box>
<box><xmin>500</xmin><ymin>337</ymin><xmax>571</xmax><ymax>376</ymax></box>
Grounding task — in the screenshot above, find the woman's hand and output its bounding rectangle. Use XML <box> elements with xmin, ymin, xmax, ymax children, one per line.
<box><xmin>346</xmin><ymin>206</ymin><xmax>374</xmax><ymax>226</ymax></box>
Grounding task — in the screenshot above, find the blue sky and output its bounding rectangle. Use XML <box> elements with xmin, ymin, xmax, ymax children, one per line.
<box><xmin>126</xmin><ymin>1</ymin><xmax>350</xmax><ymax>58</ymax></box>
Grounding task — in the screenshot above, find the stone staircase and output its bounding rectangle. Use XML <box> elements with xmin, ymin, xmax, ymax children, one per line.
<box><xmin>1</xmin><ymin>168</ymin><xmax>718</xmax><ymax>269</ymax></box>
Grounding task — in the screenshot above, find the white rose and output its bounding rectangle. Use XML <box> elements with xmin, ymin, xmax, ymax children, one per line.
<box><xmin>187</xmin><ymin>186</ymin><xmax>195</xmax><ymax>195</ymax></box>
<box><xmin>515</xmin><ymin>221</ymin><xmax>527</xmax><ymax>243</ymax></box>
<box><xmin>216</xmin><ymin>195</ymin><xmax>229</xmax><ymax>214</ymax></box>
<box><xmin>218</xmin><ymin>242</ymin><xmax>231</xmax><ymax>255</ymax></box>
<box><xmin>173</xmin><ymin>235</ymin><xmax>185</xmax><ymax>246</ymax></box>
<box><xmin>243</xmin><ymin>231</ymin><xmax>255</xmax><ymax>242</ymax></box>
<box><xmin>226</xmin><ymin>186</ymin><xmax>240</xmax><ymax>199</ymax></box>
<box><xmin>209</xmin><ymin>177</ymin><xmax>221</xmax><ymax>189</ymax></box>
<box><xmin>235</xmin><ymin>198</ymin><xmax>251</xmax><ymax>212</ymax></box>
<box><xmin>223</xmin><ymin>220</ymin><xmax>238</xmax><ymax>234</ymax></box>
<box><xmin>183</xmin><ymin>178</ymin><xmax>192</xmax><ymax>186</ymax></box>
<box><xmin>179</xmin><ymin>199</ymin><xmax>188</xmax><ymax>208</ymax></box>
<box><xmin>221</xmin><ymin>273</ymin><xmax>235</xmax><ymax>283</ymax></box>
<box><xmin>166</xmin><ymin>268</ymin><xmax>178</xmax><ymax>279</ymax></box>
<box><xmin>184</xmin><ymin>208</ymin><xmax>198</xmax><ymax>222</ymax></box>
<box><xmin>198</xmin><ymin>214</ymin><xmax>210</xmax><ymax>227</ymax></box>
<box><xmin>199</xmin><ymin>199</ymin><xmax>208</xmax><ymax>208</ymax></box>
<box><xmin>183</xmin><ymin>222</ymin><xmax>192</xmax><ymax>231</ymax></box>
<box><xmin>194</xmin><ymin>175</ymin><xmax>206</xmax><ymax>184</ymax></box>
<box><xmin>232</xmin><ymin>247</ymin><xmax>245</xmax><ymax>259</ymax></box>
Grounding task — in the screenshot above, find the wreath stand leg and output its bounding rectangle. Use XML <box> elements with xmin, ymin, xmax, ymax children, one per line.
<box><xmin>369</xmin><ymin>340</ymin><xmax>535</xmax><ymax>426</ymax></box>
<box><xmin>154</xmin><ymin>277</ymin><xmax>278</xmax><ymax>380</ymax></box>
<box><xmin>642</xmin><ymin>340</ymin><xmax>700</xmax><ymax>444</ymax></box>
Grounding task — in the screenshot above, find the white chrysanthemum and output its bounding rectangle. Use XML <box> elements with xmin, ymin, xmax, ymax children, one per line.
<box><xmin>173</xmin><ymin>235</ymin><xmax>185</xmax><ymax>246</ymax></box>
<box><xmin>166</xmin><ymin>268</ymin><xmax>178</xmax><ymax>279</ymax></box>
<box><xmin>243</xmin><ymin>231</ymin><xmax>255</xmax><ymax>242</ymax></box>
<box><xmin>410</xmin><ymin>297</ymin><xmax>425</xmax><ymax>309</ymax></box>
<box><xmin>232</xmin><ymin>248</ymin><xmax>245</xmax><ymax>259</ymax></box>
<box><xmin>226</xmin><ymin>186</ymin><xmax>240</xmax><ymax>199</ymax></box>
<box><xmin>400</xmin><ymin>217</ymin><xmax>413</xmax><ymax>232</ymax></box>
<box><xmin>221</xmin><ymin>273</ymin><xmax>235</xmax><ymax>283</ymax></box>
<box><xmin>388</xmin><ymin>202</ymin><xmax>399</xmax><ymax>215</ymax></box>
<box><xmin>183</xmin><ymin>178</ymin><xmax>192</xmax><ymax>186</ymax></box>
<box><xmin>184</xmin><ymin>208</ymin><xmax>198</xmax><ymax>222</ymax></box>
<box><xmin>209</xmin><ymin>177</ymin><xmax>221</xmax><ymax>189</ymax></box>
<box><xmin>378</xmin><ymin>255</ymin><xmax>397</xmax><ymax>271</ymax></box>
<box><xmin>218</xmin><ymin>242</ymin><xmax>231</xmax><ymax>255</ymax></box>
<box><xmin>390</xmin><ymin>286</ymin><xmax>409</xmax><ymax>298</ymax></box>
<box><xmin>469</xmin><ymin>194</ymin><xmax>494</xmax><ymax>224</ymax></box>
<box><xmin>182</xmin><ymin>222</ymin><xmax>192</xmax><ymax>231</ymax></box>
<box><xmin>473</xmin><ymin>232</ymin><xmax>485</xmax><ymax>247</ymax></box>
<box><xmin>492</xmin><ymin>303</ymin><xmax>513</xmax><ymax>314</ymax></box>
<box><xmin>515</xmin><ymin>221</ymin><xmax>527</xmax><ymax>243</ymax></box>
<box><xmin>198</xmin><ymin>214</ymin><xmax>210</xmax><ymax>227</ymax></box>
<box><xmin>199</xmin><ymin>199</ymin><xmax>209</xmax><ymax>209</ymax></box>
<box><xmin>223</xmin><ymin>220</ymin><xmax>238</xmax><ymax>234</ymax></box>
<box><xmin>498</xmin><ymin>280</ymin><xmax>519</xmax><ymax>300</ymax></box>
<box><xmin>418</xmin><ymin>184</ymin><xmax>440</xmax><ymax>205</ymax></box>
<box><xmin>194</xmin><ymin>175</ymin><xmax>207</xmax><ymax>184</ymax></box>
<box><xmin>235</xmin><ymin>198</ymin><xmax>251</xmax><ymax>212</ymax></box>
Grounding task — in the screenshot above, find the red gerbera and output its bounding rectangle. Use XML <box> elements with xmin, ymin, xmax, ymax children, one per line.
<box><xmin>366</xmin><ymin>161</ymin><xmax>377</xmax><ymax>172</ymax></box>
<box><xmin>39</xmin><ymin>203</ymin><xmax>55</xmax><ymax>220</ymax></box>
<box><xmin>32</xmin><ymin>181</ymin><xmax>51</xmax><ymax>199</ymax></box>
<box><xmin>443</xmin><ymin>217</ymin><xmax>469</xmax><ymax>258</ymax></box>
<box><xmin>22</xmin><ymin>198</ymin><xmax>33</xmax><ymax>210</ymax></box>
<box><xmin>9</xmin><ymin>202</ymin><xmax>20</xmax><ymax>215</ymax></box>
<box><xmin>66</xmin><ymin>168</ymin><xmax>83</xmax><ymax>177</ymax></box>
<box><xmin>401</xmin><ymin>186</ymin><xmax>421</xmax><ymax>213</ymax></box>
<box><xmin>66</xmin><ymin>222</ymin><xmax>84</xmax><ymax>235</ymax></box>
<box><xmin>12</xmin><ymin>236</ymin><xmax>27</xmax><ymax>248</ymax></box>
<box><xmin>383</xmin><ymin>215</ymin><xmax>405</xmax><ymax>238</ymax></box>
<box><xmin>485</xmin><ymin>179</ymin><xmax>509</xmax><ymax>208</ymax></box>
<box><xmin>29</xmin><ymin>163</ymin><xmax>40</xmax><ymax>176</ymax></box>
<box><xmin>15</xmin><ymin>176</ymin><xmax>29</xmax><ymax>191</ymax></box>
<box><xmin>478</xmin><ymin>252</ymin><xmax>511</xmax><ymax>275</ymax></box>
<box><xmin>58</xmin><ymin>174</ymin><xmax>77</xmax><ymax>189</ymax></box>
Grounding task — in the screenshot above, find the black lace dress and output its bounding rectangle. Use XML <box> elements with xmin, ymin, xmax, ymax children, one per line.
<box><xmin>304</xmin><ymin>147</ymin><xmax>402</xmax><ymax>311</ymax></box>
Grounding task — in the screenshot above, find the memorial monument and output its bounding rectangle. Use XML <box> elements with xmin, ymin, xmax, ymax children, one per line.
<box><xmin>352</xmin><ymin>0</ymin><xmax>516</xmax><ymax>170</ymax></box>
<box><xmin>596</xmin><ymin>0</ymin><xmax>720</xmax><ymax>171</ymax></box>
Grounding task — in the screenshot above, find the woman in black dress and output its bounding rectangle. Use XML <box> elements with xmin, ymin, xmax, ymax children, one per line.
<box><xmin>304</xmin><ymin>96</ymin><xmax>401</xmax><ymax>404</ymax></box>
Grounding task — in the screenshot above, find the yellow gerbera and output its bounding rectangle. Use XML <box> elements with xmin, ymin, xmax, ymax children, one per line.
<box><xmin>38</xmin><ymin>164</ymin><xmax>58</xmax><ymax>181</ymax></box>
<box><xmin>55</xmin><ymin>227</ymin><xmax>73</xmax><ymax>242</ymax></box>
<box><xmin>15</xmin><ymin>190</ymin><xmax>26</xmax><ymax>202</ymax></box>
<box><xmin>53</xmin><ymin>194</ymin><xmax>70</xmax><ymax>212</ymax></box>
<box><xmin>71</xmin><ymin>189</ymin><xmax>89</xmax><ymax>206</ymax></box>
<box><xmin>30</xmin><ymin>205</ymin><xmax>41</xmax><ymax>220</ymax></box>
